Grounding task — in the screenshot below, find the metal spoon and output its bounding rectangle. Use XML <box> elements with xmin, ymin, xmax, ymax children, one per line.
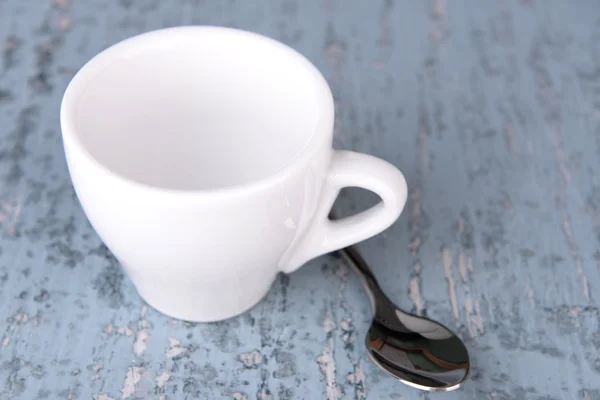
<box><xmin>335</xmin><ymin>239</ymin><xmax>470</xmax><ymax>391</ymax></box>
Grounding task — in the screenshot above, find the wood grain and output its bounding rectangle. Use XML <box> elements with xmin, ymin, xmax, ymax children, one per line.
<box><xmin>0</xmin><ymin>0</ymin><xmax>599</xmax><ymax>399</ymax></box>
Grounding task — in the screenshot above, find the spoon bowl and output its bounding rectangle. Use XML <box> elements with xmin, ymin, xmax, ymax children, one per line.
<box><xmin>337</xmin><ymin>244</ymin><xmax>470</xmax><ymax>391</ymax></box>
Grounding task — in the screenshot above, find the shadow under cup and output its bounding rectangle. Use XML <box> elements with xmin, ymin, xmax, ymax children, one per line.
<box><xmin>61</xmin><ymin>27</ymin><xmax>335</xmax><ymax>322</ymax></box>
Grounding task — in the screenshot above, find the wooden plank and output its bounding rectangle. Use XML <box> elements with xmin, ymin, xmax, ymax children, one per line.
<box><xmin>0</xmin><ymin>0</ymin><xmax>599</xmax><ymax>399</ymax></box>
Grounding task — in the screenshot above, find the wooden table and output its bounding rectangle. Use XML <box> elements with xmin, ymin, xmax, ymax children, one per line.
<box><xmin>1</xmin><ymin>1</ymin><xmax>599</xmax><ymax>399</ymax></box>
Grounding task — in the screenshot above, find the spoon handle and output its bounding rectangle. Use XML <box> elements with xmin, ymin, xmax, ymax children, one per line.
<box><xmin>337</xmin><ymin>246</ymin><xmax>380</xmax><ymax>310</ymax></box>
<box><xmin>328</xmin><ymin>211</ymin><xmax>382</xmax><ymax>304</ymax></box>
<box><xmin>338</xmin><ymin>245</ymin><xmax>378</xmax><ymax>285</ymax></box>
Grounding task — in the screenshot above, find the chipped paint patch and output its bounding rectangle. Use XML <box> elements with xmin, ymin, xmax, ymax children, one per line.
<box><xmin>408</xmin><ymin>272</ymin><xmax>425</xmax><ymax>315</ymax></box>
<box><xmin>91</xmin><ymin>364</ymin><xmax>103</xmax><ymax>372</ymax></box>
<box><xmin>0</xmin><ymin>199</ymin><xmax>23</xmax><ymax>234</ymax></box>
<box><xmin>316</xmin><ymin>339</ymin><xmax>341</xmax><ymax>400</ymax></box>
<box><xmin>1</xmin><ymin>335</ymin><xmax>10</xmax><ymax>347</ymax></box>
<box><xmin>464</xmin><ymin>296</ymin><xmax>484</xmax><ymax>338</ymax></box>
<box><xmin>121</xmin><ymin>366</ymin><xmax>144</xmax><ymax>399</ymax></box>
<box><xmin>238</xmin><ymin>349</ymin><xmax>262</xmax><ymax>368</ymax></box>
<box><xmin>92</xmin><ymin>395</ymin><xmax>116</xmax><ymax>400</ymax></box>
<box><xmin>561</xmin><ymin>217</ymin><xmax>590</xmax><ymax>302</ymax></box>
<box><xmin>257</xmin><ymin>387</ymin><xmax>274</xmax><ymax>400</ymax></box>
<box><xmin>442</xmin><ymin>247</ymin><xmax>460</xmax><ymax>322</ymax></box>
<box><xmin>346</xmin><ymin>361</ymin><xmax>366</xmax><ymax>399</ymax></box>
<box><xmin>155</xmin><ymin>371</ymin><xmax>169</xmax><ymax>390</ymax></box>
<box><xmin>458</xmin><ymin>253</ymin><xmax>471</xmax><ymax>283</ymax></box>
<box><xmin>89</xmin><ymin>364</ymin><xmax>103</xmax><ymax>382</ymax></box>
<box><xmin>317</xmin><ymin>309</ymin><xmax>341</xmax><ymax>400</ymax></box>
<box><xmin>323</xmin><ymin>310</ymin><xmax>337</xmax><ymax>334</ymax></box>
<box><xmin>138</xmin><ymin>320</ymin><xmax>151</xmax><ymax>329</ymax></box>
<box><xmin>340</xmin><ymin>318</ymin><xmax>352</xmax><ymax>331</ymax></box>
<box><xmin>103</xmin><ymin>323</ymin><xmax>114</xmax><ymax>334</ymax></box>
<box><xmin>12</xmin><ymin>310</ymin><xmax>28</xmax><ymax>324</ymax></box>
<box><xmin>165</xmin><ymin>346</ymin><xmax>187</xmax><ymax>359</ymax></box>
<box><xmin>340</xmin><ymin>318</ymin><xmax>353</xmax><ymax>344</ymax></box>
<box><xmin>165</xmin><ymin>337</ymin><xmax>188</xmax><ymax>359</ymax></box>
<box><xmin>117</xmin><ymin>326</ymin><xmax>134</xmax><ymax>336</ymax></box>
<box><xmin>133</xmin><ymin>330</ymin><xmax>150</xmax><ymax>356</ymax></box>
<box><xmin>407</xmin><ymin>180</ymin><xmax>427</xmax><ymax>315</ymax></box>
<box><xmin>57</xmin><ymin>15</ymin><xmax>71</xmax><ymax>31</ymax></box>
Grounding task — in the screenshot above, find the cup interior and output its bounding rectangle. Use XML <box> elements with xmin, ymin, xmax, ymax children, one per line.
<box><xmin>64</xmin><ymin>27</ymin><xmax>332</xmax><ymax>190</ymax></box>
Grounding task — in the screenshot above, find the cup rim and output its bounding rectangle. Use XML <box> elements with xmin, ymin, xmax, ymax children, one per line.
<box><xmin>60</xmin><ymin>25</ymin><xmax>335</xmax><ymax>199</ymax></box>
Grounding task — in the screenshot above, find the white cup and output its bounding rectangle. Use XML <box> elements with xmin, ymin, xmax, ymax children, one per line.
<box><xmin>60</xmin><ymin>26</ymin><xmax>408</xmax><ymax>322</ymax></box>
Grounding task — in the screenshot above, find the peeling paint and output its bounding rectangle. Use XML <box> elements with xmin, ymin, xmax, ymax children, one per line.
<box><xmin>138</xmin><ymin>319</ymin><xmax>151</xmax><ymax>329</ymax></box>
<box><xmin>408</xmin><ymin>272</ymin><xmax>425</xmax><ymax>315</ymax></box>
<box><xmin>562</xmin><ymin>217</ymin><xmax>591</xmax><ymax>302</ymax></box>
<box><xmin>117</xmin><ymin>326</ymin><xmax>134</xmax><ymax>337</ymax></box>
<box><xmin>0</xmin><ymin>199</ymin><xmax>23</xmax><ymax>234</ymax></box>
<box><xmin>442</xmin><ymin>247</ymin><xmax>460</xmax><ymax>322</ymax></box>
<box><xmin>256</xmin><ymin>387</ymin><xmax>274</xmax><ymax>400</ymax></box>
<box><xmin>92</xmin><ymin>395</ymin><xmax>116</xmax><ymax>400</ymax></box>
<box><xmin>408</xmin><ymin>167</ymin><xmax>427</xmax><ymax>315</ymax></box>
<box><xmin>12</xmin><ymin>311</ymin><xmax>29</xmax><ymax>324</ymax></box>
<box><xmin>458</xmin><ymin>253</ymin><xmax>472</xmax><ymax>283</ymax></box>
<box><xmin>346</xmin><ymin>361</ymin><xmax>366</xmax><ymax>400</ymax></box>
<box><xmin>103</xmin><ymin>323</ymin><xmax>114</xmax><ymax>334</ymax></box>
<box><xmin>90</xmin><ymin>364</ymin><xmax>103</xmax><ymax>373</ymax></box>
<box><xmin>316</xmin><ymin>338</ymin><xmax>341</xmax><ymax>400</ymax></box>
<box><xmin>238</xmin><ymin>349</ymin><xmax>262</xmax><ymax>368</ymax></box>
<box><xmin>57</xmin><ymin>15</ymin><xmax>71</xmax><ymax>31</ymax></box>
<box><xmin>464</xmin><ymin>296</ymin><xmax>484</xmax><ymax>338</ymax></box>
<box><xmin>121</xmin><ymin>366</ymin><xmax>144</xmax><ymax>399</ymax></box>
<box><xmin>133</xmin><ymin>330</ymin><xmax>150</xmax><ymax>356</ymax></box>
<box><xmin>323</xmin><ymin>310</ymin><xmax>337</xmax><ymax>334</ymax></box>
<box><xmin>165</xmin><ymin>336</ymin><xmax>188</xmax><ymax>359</ymax></box>
<box><xmin>340</xmin><ymin>318</ymin><xmax>352</xmax><ymax>331</ymax></box>
<box><xmin>317</xmin><ymin>309</ymin><xmax>341</xmax><ymax>400</ymax></box>
<box><xmin>155</xmin><ymin>371</ymin><xmax>169</xmax><ymax>390</ymax></box>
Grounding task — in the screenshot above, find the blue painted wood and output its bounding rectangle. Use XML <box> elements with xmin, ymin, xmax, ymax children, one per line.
<box><xmin>1</xmin><ymin>0</ymin><xmax>599</xmax><ymax>399</ymax></box>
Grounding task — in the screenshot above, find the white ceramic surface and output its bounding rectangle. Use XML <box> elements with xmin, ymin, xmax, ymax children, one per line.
<box><xmin>60</xmin><ymin>26</ymin><xmax>408</xmax><ymax>322</ymax></box>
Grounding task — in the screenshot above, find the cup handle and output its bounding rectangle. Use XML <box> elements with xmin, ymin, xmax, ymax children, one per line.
<box><xmin>280</xmin><ymin>150</ymin><xmax>408</xmax><ymax>273</ymax></box>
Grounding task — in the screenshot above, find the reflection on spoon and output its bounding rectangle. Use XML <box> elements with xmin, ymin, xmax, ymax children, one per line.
<box><xmin>333</xmin><ymin>226</ymin><xmax>470</xmax><ymax>391</ymax></box>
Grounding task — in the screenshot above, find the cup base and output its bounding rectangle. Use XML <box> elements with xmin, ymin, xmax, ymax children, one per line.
<box><xmin>124</xmin><ymin>263</ymin><xmax>278</xmax><ymax>323</ymax></box>
<box><xmin>136</xmin><ymin>278</ymin><xmax>275</xmax><ymax>323</ymax></box>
